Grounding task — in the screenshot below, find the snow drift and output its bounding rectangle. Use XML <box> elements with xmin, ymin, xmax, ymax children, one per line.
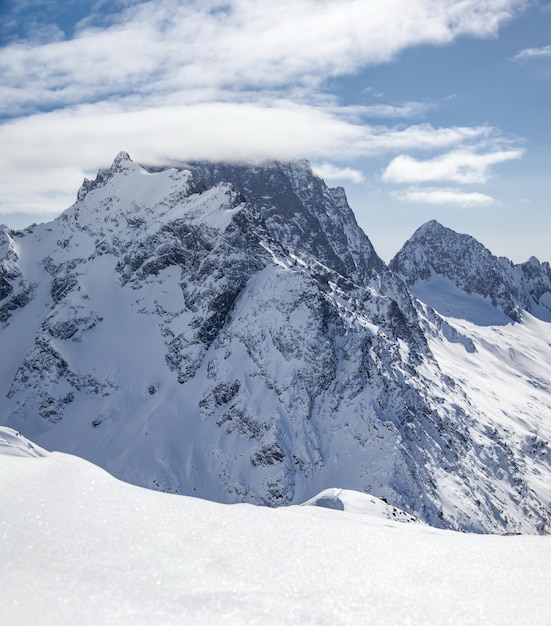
<box><xmin>1</xmin><ymin>427</ymin><xmax>550</xmax><ymax>625</ymax></box>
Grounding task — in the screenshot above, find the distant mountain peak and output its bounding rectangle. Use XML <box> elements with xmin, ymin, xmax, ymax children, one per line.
<box><xmin>391</xmin><ymin>221</ymin><xmax>551</xmax><ymax>323</ymax></box>
<box><xmin>409</xmin><ymin>219</ymin><xmax>483</xmax><ymax>250</ymax></box>
<box><xmin>414</xmin><ymin>218</ymin><xmax>444</xmax><ymax>232</ymax></box>
<box><xmin>114</xmin><ymin>150</ymin><xmax>132</xmax><ymax>164</ymax></box>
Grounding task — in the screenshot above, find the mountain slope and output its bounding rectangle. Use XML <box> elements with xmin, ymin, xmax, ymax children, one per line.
<box><xmin>1</xmin><ymin>155</ymin><xmax>550</xmax><ymax>533</ymax></box>
<box><xmin>391</xmin><ymin>220</ymin><xmax>551</xmax><ymax>533</ymax></box>
<box><xmin>3</xmin><ymin>427</ymin><xmax>550</xmax><ymax>626</ymax></box>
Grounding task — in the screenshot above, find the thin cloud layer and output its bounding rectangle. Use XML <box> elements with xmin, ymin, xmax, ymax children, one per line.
<box><xmin>0</xmin><ymin>101</ymin><xmax>514</xmax><ymax>215</ymax></box>
<box><xmin>382</xmin><ymin>149</ymin><xmax>524</xmax><ymax>184</ymax></box>
<box><xmin>513</xmin><ymin>44</ymin><xmax>551</xmax><ymax>60</ymax></box>
<box><xmin>0</xmin><ymin>0</ymin><xmax>530</xmax><ymax>219</ymax></box>
<box><xmin>1</xmin><ymin>0</ymin><xmax>527</xmax><ymax>115</ymax></box>
<box><xmin>356</xmin><ymin>102</ymin><xmax>434</xmax><ymax>119</ymax></box>
<box><xmin>311</xmin><ymin>163</ymin><xmax>365</xmax><ymax>184</ymax></box>
<box><xmin>397</xmin><ymin>187</ymin><xmax>495</xmax><ymax>207</ymax></box>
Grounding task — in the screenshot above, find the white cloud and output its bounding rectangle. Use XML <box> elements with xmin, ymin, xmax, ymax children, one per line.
<box><xmin>356</xmin><ymin>102</ymin><xmax>434</xmax><ymax>119</ymax></box>
<box><xmin>0</xmin><ymin>101</ymin><xmax>364</xmax><ymax>215</ymax></box>
<box><xmin>0</xmin><ymin>0</ymin><xmax>527</xmax><ymax>115</ymax></box>
<box><xmin>382</xmin><ymin>149</ymin><xmax>524</xmax><ymax>184</ymax></box>
<box><xmin>311</xmin><ymin>163</ymin><xmax>365</xmax><ymax>183</ymax></box>
<box><xmin>512</xmin><ymin>44</ymin><xmax>551</xmax><ymax>61</ymax></box>
<box><xmin>0</xmin><ymin>100</ymin><xmax>516</xmax><ymax>216</ymax></box>
<box><xmin>396</xmin><ymin>187</ymin><xmax>495</xmax><ymax>207</ymax></box>
<box><xmin>0</xmin><ymin>0</ymin><xmax>529</xmax><ymax>220</ymax></box>
<box><xmin>362</xmin><ymin>125</ymin><xmax>495</xmax><ymax>155</ymax></box>
<box><xmin>0</xmin><ymin>93</ymin><xmax>526</xmax><ymax>221</ymax></box>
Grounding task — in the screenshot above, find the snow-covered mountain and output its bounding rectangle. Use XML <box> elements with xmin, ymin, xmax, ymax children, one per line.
<box><xmin>390</xmin><ymin>219</ymin><xmax>551</xmax><ymax>324</ymax></box>
<box><xmin>1</xmin><ymin>153</ymin><xmax>550</xmax><ymax>534</ymax></box>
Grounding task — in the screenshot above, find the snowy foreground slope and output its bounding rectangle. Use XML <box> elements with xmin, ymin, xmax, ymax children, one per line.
<box><xmin>1</xmin><ymin>428</ymin><xmax>550</xmax><ymax>626</ymax></box>
<box><xmin>1</xmin><ymin>153</ymin><xmax>551</xmax><ymax>534</ymax></box>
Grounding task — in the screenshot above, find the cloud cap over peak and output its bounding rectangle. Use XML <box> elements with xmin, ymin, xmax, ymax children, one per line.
<box><xmin>1</xmin><ymin>0</ymin><xmax>549</xmax><ymax>265</ymax></box>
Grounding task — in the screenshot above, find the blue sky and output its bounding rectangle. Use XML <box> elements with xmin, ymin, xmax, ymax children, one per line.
<box><xmin>1</xmin><ymin>0</ymin><xmax>550</xmax><ymax>262</ymax></box>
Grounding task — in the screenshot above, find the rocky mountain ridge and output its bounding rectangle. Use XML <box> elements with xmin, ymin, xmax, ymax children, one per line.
<box><xmin>1</xmin><ymin>153</ymin><xmax>550</xmax><ymax>534</ymax></box>
<box><xmin>390</xmin><ymin>219</ymin><xmax>551</xmax><ymax>323</ymax></box>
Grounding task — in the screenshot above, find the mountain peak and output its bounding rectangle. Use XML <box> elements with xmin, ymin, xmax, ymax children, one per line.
<box><xmin>415</xmin><ymin>219</ymin><xmax>444</xmax><ymax>233</ymax></box>
<box><xmin>0</xmin><ymin>155</ymin><xmax>439</xmax><ymax>522</ymax></box>
<box><xmin>2</xmin><ymin>156</ymin><xmax>551</xmax><ymax>534</ymax></box>
<box><xmin>411</xmin><ymin>219</ymin><xmax>478</xmax><ymax>246</ymax></box>
<box><xmin>114</xmin><ymin>150</ymin><xmax>132</xmax><ymax>165</ymax></box>
<box><xmin>76</xmin><ymin>151</ymin><xmax>138</xmax><ymax>201</ymax></box>
<box><xmin>391</xmin><ymin>221</ymin><xmax>551</xmax><ymax>323</ymax></box>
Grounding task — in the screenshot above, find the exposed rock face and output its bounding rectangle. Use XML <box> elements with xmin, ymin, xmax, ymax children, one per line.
<box><xmin>390</xmin><ymin>220</ymin><xmax>551</xmax><ymax>323</ymax></box>
<box><xmin>1</xmin><ymin>154</ymin><xmax>550</xmax><ymax>534</ymax></box>
<box><xmin>0</xmin><ymin>226</ymin><xmax>34</xmax><ymax>324</ymax></box>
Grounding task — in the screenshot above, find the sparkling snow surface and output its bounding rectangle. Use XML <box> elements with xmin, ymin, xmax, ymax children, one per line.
<box><xmin>1</xmin><ymin>429</ymin><xmax>549</xmax><ymax>626</ymax></box>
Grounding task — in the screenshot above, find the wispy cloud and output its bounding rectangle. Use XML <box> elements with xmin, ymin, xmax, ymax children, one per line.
<box><xmin>361</xmin><ymin>125</ymin><xmax>496</xmax><ymax>155</ymax></box>
<box><xmin>382</xmin><ymin>146</ymin><xmax>524</xmax><ymax>210</ymax></box>
<box><xmin>512</xmin><ymin>44</ymin><xmax>551</xmax><ymax>61</ymax></box>
<box><xmin>0</xmin><ymin>0</ymin><xmax>527</xmax><ymax>116</ymax></box>
<box><xmin>382</xmin><ymin>149</ymin><xmax>524</xmax><ymax>184</ymax></box>
<box><xmin>396</xmin><ymin>187</ymin><xmax>495</xmax><ymax>207</ymax></box>
<box><xmin>311</xmin><ymin>163</ymin><xmax>365</xmax><ymax>184</ymax></box>
<box><xmin>354</xmin><ymin>102</ymin><xmax>434</xmax><ymax>119</ymax></box>
<box><xmin>0</xmin><ymin>101</ymin><xmax>516</xmax><ymax>215</ymax></box>
<box><xmin>0</xmin><ymin>0</ymin><xmax>529</xmax><ymax>218</ymax></box>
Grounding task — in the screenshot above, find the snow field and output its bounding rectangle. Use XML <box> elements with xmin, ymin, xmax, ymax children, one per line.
<box><xmin>1</xmin><ymin>430</ymin><xmax>550</xmax><ymax>625</ymax></box>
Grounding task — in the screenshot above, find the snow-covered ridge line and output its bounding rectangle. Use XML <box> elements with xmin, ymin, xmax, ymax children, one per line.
<box><xmin>0</xmin><ymin>427</ymin><xmax>48</xmax><ymax>458</ymax></box>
